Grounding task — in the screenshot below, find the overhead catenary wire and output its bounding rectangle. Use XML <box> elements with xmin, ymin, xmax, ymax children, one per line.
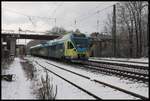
<box><xmin>3</xmin><ymin>7</ymin><xmax>56</xmax><ymax>29</ymax></box>
<box><xmin>66</xmin><ymin>2</ymin><xmax>120</xmax><ymax>32</ymax></box>
<box><xmin>3</xmin><ymin>7</ymin><xmax>55</xmax><ymax>19</ymax></box>
<box><xmin>3</xmin><ymin>3</ymin><xmax>116</xmax><ymax>26</ymax></box>
<box><xmin>67</xmin><ymin>3</ymin><xmax>116</xmax><ymax>27</ymax></box>
<box><xmin>28</xmin><ymin>16</ymin><xmax>36</xmax><ymax>27</ymax></box>
<box><xmin>50</xmin><ymin>2</ymin><xmax>116</xmax><ymax>29</ymax></box>
<box><xmin>78</xmin><ymin>3</ymin><xmax>117</xmax><ymax>24</ymax></box>
<box><xmin>75</xmin><ymin>3</ymin><xmax>108</xmax><ymax>20</ymax></box>
<box><xmin>49</xmin><ymin>2</ymin><xmax>64</xmax><ymax>18</ymax></box>
<box><xmin>3</xmin><ymin>2</ymin><xmax>120</xmax><ymax>33</ymax></box>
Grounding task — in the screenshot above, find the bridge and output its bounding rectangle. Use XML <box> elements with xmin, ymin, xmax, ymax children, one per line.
<box><xmin>1</xmin><ymin>33</ymin><xmax>59</xmax><ymax>40</ymax></box>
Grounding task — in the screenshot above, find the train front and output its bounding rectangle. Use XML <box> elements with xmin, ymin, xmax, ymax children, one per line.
<box><xmin>70</xmin><ymin>33</ymin><xmax>89</xmax><ymax>60</ymax></box>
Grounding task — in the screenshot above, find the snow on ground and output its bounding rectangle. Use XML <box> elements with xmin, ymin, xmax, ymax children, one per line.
<box><xmin>29</xmin><ymin>57</ymin><xmax>138</xmax><ymax>99</ymax></box>
<box><xmin>32</xmin><ymin>61</ymin><xmax>95</xmax><ymax>99</ymax></box>
<box><xmin>3</xmin><ymin>56</ymin><xmax>148</xmax><ymax>99</ymax></box>
<box><xmin>27</xmin><ymin>56</ymin><xmax>149</xmax><ymax>98</ymax></box>
<box><xmin>89</xmin><ymin>57</ymin><xmax>149</xmax><ymax>67</ymax></box>
<box><xmin>90</xmin><ymin>57</ymin><xmax>148</xmax><ymax>63</ymax></box>
<box><xmin>2</xmin><ymin>58</ymin><xmax>36</xmax><ymax>99</ymax></box>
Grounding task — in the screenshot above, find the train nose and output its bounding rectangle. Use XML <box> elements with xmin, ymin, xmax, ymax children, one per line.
<box><xmin>76</xmin><ymin>47</ymin><xmax>87</xmax><ymax>52</ymax></box>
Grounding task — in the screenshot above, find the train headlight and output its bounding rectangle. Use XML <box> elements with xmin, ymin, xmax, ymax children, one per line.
<box><xmin>59</xmin><ymin>49</ymin><xmax>63</xmax><ymax>52</ymax></box>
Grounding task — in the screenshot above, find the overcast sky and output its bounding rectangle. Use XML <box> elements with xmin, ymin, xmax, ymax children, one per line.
<box><xmin>2</xmin><ymin>1</ymin><xmax>117</xmax><ymax>44</ymax></box>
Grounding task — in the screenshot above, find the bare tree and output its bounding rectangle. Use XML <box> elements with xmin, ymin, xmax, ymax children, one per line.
<box><xmin>46</xmin><ymin>27</ymin><xmax>67</xmax><ymax>36</ymax></box>
<box><xmin>117</xmin><ymin>3</ymin><xmax>134</xmax><ymax>57</ymax></box>
<box><xmin>116</xmin><ymin>1</ymin><xmax>148</xmax><ymax>58</ymax></box>
<box><xmin>129</xmin><ymin>1</ymin><xmax>148</xmax><ymax>57</ymax></box>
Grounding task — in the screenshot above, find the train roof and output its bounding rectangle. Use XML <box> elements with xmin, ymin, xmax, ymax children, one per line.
<box><xmin>30</xmin><ymin>44</ymin><xmax>41</xmax><ymax>49</ymax></box>
<box><xmin>30</xmin><ymin>33</ymin><xmax>88</xmax><ymax>49</ymax></box>
<box><xmin>47</xmin><ymin>33</ymin><xmax>87</xmax><ymax>42</ymax></box>
<box><xmin>30</xmin><ymin>40</ymin><xmax>64</xmax><ymax>49</ymax></box>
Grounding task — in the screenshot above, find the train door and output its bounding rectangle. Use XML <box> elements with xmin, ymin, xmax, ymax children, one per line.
<box><xmin>56</xmin><ymin>43</ymin><xmax>64</xmax><ymax>58</ymax></box>
<box><xmin>65</xmin><ymin>41</ymin><xmax>74</xmax><ymax>56</ymax></box>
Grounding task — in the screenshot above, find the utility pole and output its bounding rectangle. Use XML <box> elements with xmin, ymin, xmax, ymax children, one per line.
<box><xmin>25</xmin><ymin>31</ymin><xmax>26</xmax><ymax>45</ymax></box>
<box><xmin>18</xmin><ymin>27</ymin><xmax>21</xmax><ymax>43</ymax></box>
<box><xmin>25</xmin><ymin>31</ymin><xmax>27</xmax><ymax>56</ymax></box>
<box><xmin>112</xmin><ymin>4</ymin><xmax>116</xmax><ymax>57</ymax></box>
<box><xmin>147</xmin><ymin>4</ymin><xmax>149</xmax><ymax>57</ymax></box>
<box><xmin>75</xmin><ymin>19</ymin><xmax>77</xmax><ymax>30</ymax></box>
<box><xmin>54</xmin><ymin>18</ymin><xmax>56</xmax><ymax>27</ymax></box>
<box><xmin>49</xmin><ymin>18</ymin><xmax>56</xmax><ymax>28</ymax></box>
<box><xmin>97</xmin><ymin>20</ymin><xmax>99</xmax><ymax>33</ymax></box>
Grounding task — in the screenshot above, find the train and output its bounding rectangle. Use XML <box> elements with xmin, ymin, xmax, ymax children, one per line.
<box><xmin>30</xmin><ymin>33</ymin><xmax>89</xmax><ymax>61</ymax></box>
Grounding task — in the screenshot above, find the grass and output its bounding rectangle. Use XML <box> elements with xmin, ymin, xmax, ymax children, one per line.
<box><xmin>20</xmin><ymin>57</ymin><xmax>57</xmax><ymax>99</ymax></box>
<box><xmin>38</xmin><ymin>71</ymin><xmax>57</xmax><ymax>99</ymax></box>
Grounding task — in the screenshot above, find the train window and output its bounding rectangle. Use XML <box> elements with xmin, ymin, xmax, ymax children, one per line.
<box><xmin>72</xmin><ymin>33</ymin><xmax>86</xmax><ymax>37</ymax></box>
<box><xmin>70</xmin><ymin>42</ymin><xmax>74</xmax><ymax>49</ymax></box>
<box><xmin>57</xmin><ymin>44</ymin><xmax>63</xmax><ymax>49</ymax></box>
<box><xmin>68</xmin><ymin>42</ymin><xmax>74</xmax><ymax>49</ymax></box>
<box><xmin>51</xmin><ymin>45</ymin><xmax>56</xmax><ymax>51</ymax></box>
<box><xmin>74</xmin><ymin>38</ymin><xmax>88</xmax><ymax>48</ymax></box>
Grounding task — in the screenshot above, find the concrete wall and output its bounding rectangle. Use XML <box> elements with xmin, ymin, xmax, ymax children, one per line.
<box><xmin>10</xmin><ymin>38</ymin><xmax>16</xmax><ymax>56</ymax></box>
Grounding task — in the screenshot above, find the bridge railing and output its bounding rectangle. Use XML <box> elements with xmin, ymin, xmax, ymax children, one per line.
<box><xmin>2</xmin><ymin>30</ymin><xmax>15</xmax><ymax>34</ymax></box>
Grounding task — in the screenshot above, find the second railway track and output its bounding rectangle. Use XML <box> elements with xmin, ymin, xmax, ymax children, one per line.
<box><xmin>89</xmin><ymin>58</ymin><xmax>148</xmax><ymax>65</ymax></box>
<box><xmin>75</xmin><ymin>60</ymin><xmax>149</xmax><ymax>83</ymax></box>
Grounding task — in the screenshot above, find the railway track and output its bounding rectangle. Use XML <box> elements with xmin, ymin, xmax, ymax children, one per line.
<box><xmin>34</xmin><ymin>61</ymin><xmax>101</xmax><ymax>100</ymax></box>
<box><xmin>89</xmin><ymin>58</ymin><xmax>148</xmax><ymax>65</ymax></box>
<box><xmin>87</xmin><ymin>60</ymin><xmax>148</xmax><ymax>70</ymax></box>
<box><xmin>74</xmin><ymin>60</ymin><xmax>149</xmax><ymax>83</ymax></box>
<box><xmin>33</xmin><ymin>59</ymin><xmax>148</xmax><ymax>100</ymax></box>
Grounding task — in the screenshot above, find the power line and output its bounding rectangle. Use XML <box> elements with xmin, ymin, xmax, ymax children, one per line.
<box><xmin>50</xmin><ymin>2</ymin><xmax>114</xmax><ymax>28</ymax></box>
<box><xmin>78</xmin><ymin>3</ymin><xmax>116</xmax><ymax>23</ymax></box>
<box><xmin>3</xmin><ymin>8</ymin><xmax>56</xmax><ymax>20</ymax></box>
<box><xmin>3</xmin><ymin>2</ymin><xmax>120</xmax><ymax>32</ymax></box>
<box><xmin>65</xmin><ymin>3</ymin><xmax>120</xmax><ymax>33</ymax></box>
<box><xmin>3</xmin><ymin>8</ymin><xmax>56</xmax><ymax>28</ymax></box>
<box><xmin>66</xmin><ymin>2</ymin><xmax>120</xmax><ymax>31</ymax></box>
<box><xmin>28</xmin><ymin>16</ymin><xmax>36</xmax><ymax>27</ymax></box>
<box><xmin>3</xmin><ymin>8</ymin><xmax>28</xmax><ymax>17</ymax></box>
<box><xmin>64</xmin><ymin>3</ymin><xmax>107</xmax><ymax>28</ymax></box>
<box><xmin>75</xmin><ymin>3</ymin><xmax>106</xmax><ymax>21</ymax></box>
<box><xmin>3</xmin><ymin>8</ymin><xmax>37</xmax><ymax>27</ymax></box>
<box><xmin>49</xmin><ymin>2</ymin><xmax>64</xmax><ymax>17</ymax></box>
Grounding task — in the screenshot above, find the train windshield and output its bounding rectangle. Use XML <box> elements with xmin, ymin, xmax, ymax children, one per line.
<box><xmin>73</xmin><ymin>38</ymin><xmax>88</xmax><ymax>48</ymax></box>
